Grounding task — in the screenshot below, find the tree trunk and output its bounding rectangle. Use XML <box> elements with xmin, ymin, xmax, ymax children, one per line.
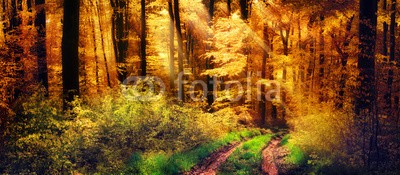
<box><xmin>318</xmin><ymin>15</ymin><xmax>325</xmax><ymax>102</ymax></box>
<box><xmin>383</xmin><ymin>0</ymin><xmax>388</xmax><ymax>56</ymax></box>
<box><xmin>140</xmin><ymin>0</ymin><xmax>146</xmax><ymax>76</ymax></box>
<box><xmin>239</xmin><ymin>0</ymin><xmax>249</xmax><ymax>20</ymax></box>
<box><xmin>168</xmin><ymin>1</ymin><xmax>175</xmax><ymax>91</ymax></box>
<box><xmin>357</xmin><ymin>0</ymin><xmax>378</xmax><ymax>168</ymax></box>
<box><xmin>95</xmin><ymin>0</ymin><xmax>112</xmax><ymax>87</ymax></box>
<box><xmin>260</xmin><ymin>25</ymin><xmax>268</xmax><ymax>126</ymax></box>
<box><xmin>298</xmin><ymin>15</ymin><xmax>305</xmax><ymax>87</ymax></box>
<box><xmin>206</xmin><ymin>0</ymin><xmax>215</xmax><ymax>106</ymax></box>
<box><xmin>62</xmin><ymin>0</ymin><xmax>80</xmax><ymax>109</ymax></box>
<box><xmin>34</xmin><ymin>0</ymin><xmax>48</xmax><ymax>92</ymax></box>
<box><xmin>227</xmin><ymin>0</ymin><xmax>231</xmax><ymax>16</ymax></box>
<box><xmin>90</xmin><ymin>17</ymin><xmax>100</xmax><ymax>93</ymax></box>
<box><xmin>0</xmin><ymin>0</ymin><xmax>4</xmax><ymax>46</ymax></box>
<box><xmin>174</xmin><ymin>0</ymin><xmax>185</xmax><ymax>101</ymax></box>
<box><xmin>46</xmin><ymin>0</ymin><xmax>63</xmax><ymax>99</ymax></box>
<box><xmin>267</xmin><ymin>36</ymin><xmax>277</xmax><ymax>120</ymax></box>
<box><xmin>358</xmin><ymin>0</ymin><xmax>377</xmax><ymax>113</ymax></box>
<box><xmin>111</xmin><ymin>0</ymin><xmax>129</xmax><ymax>82</ymax></box>
<box><xmin>280</xmin><ymin>29</ymin><xmax>289</xmax><ymax>120</ymax></box>
<box><xmin>335</xmin><ymin>16</ymin><xmax>354</xmax><ymax>108</ymax></box>
<box><xmin>386</xmin><ymin>0</ymin><xmax>396</xmax><ymax>114</ymax></box>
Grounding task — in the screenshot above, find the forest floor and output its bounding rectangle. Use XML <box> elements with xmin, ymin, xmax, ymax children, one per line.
<box><xmin>184</xmin><ymin>142</ymin><xmax>242</xmax><ymax>175</ymax></box>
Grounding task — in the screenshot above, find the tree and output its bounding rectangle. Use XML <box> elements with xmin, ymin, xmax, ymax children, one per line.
<box><xmin>260</xmin><ymin>25</ymin><xmax>269</xmax><ymax>126</ymax></box>
<box><xmin>331</xmin><ymin>15</ymin><xmax>355</xmax><ymax>108</ymax></box>
<box><xmin>357</xmin><ymin>0</ymin><xmax>377</xmax><ymax>115</ymax></box>
<box><xmin>46</xmin><ymin>0</ymin><xmax>63</xmax><ymax>99</ymax></box>
<box><xmin>0</xmin><ymin>0</ymin><xmax>4</xmax><ymax>46</ymax></box>
<box><xmin>140</xmin><ymin>0</ymin><xmax>146</xmax><ymax>76</ymax></box>
<box><xmin>227</xmin><ymin>0</ymin><xmax>231</xmax><ymax>16</ymax></box>
<box><xmin>386</xmin><ymin>0</ymin><xmax>396</xmax><ymax>113</ymax></box>
<box><xmin>318</xmin><ymin>15</ymin><xmax>325</xmax><ymax>102</ymax></box>
<box><xmin>357</xmin><ymin>0</ymin><xmax>378</xmax><ymax>167</ymax></box>
<box><xmin>168</xmin><ymin>1</ymin><xmax>175</xmax><ymax>90</ymax></box>
<box><xmin>206</xmin><ymin>0</ymin><xmax>215</xmax><ymax>106</ymax></box>
<box><xmin>174</xmin><ymin>0</ymin><xmax>185</xmax><ymax>101</ymax></box>
<box><xmin>62</xmin><ymin>0</ymin><xmax>80</xmax><ymax>109</ymax></box>
<box><xmin>111</xmin><ymin>0</ymin><xmax>129</xmax><ymax>82</ymax></box>
<box><xmin>35</xmin><ymin>0</ymin><xmax>48</xmax><ymax>92</ymax></box>
<box><xmin>382</xmin><ymin>0</ymin><xmax>389</xmax><ymax>57</ymax></box>
<box><xmin>239</xmin><ymin>0</ymin><xmax>249</xmax><ymax>20</ymax></box>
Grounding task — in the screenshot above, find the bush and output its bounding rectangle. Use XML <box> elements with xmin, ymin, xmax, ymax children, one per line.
<box><xmin>1</xmin><ymin>88</ymin><xmax>71</xmax><ymax>174</ymax></box>
<box><xmin>1</xmin><ymin>88</ymin><xmax>245</xmax><ymax>174</ymax></box>
<box><xmin>288</xmin><ymin>105</ymin><xmax>363</xmax><ymax>173</ymax></box>
<box><xmin>70</xmin><ymin>90</ymin><xmax>245</xmax><ymax>171</ymax></box>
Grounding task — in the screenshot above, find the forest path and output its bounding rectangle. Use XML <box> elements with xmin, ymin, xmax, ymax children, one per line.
<box><xmin>184</xmin><ymin>142</ymin><xmax>241</xmax><ymax>175</ymax></box>
<box><xmin>261</xmin><ymin>139</ymin><xmax>281</xmax><ymax>175</ymax></box>
<box><xmin>262</xmin><ymin>137</ymin><xmax>284</xmax><ymax>175</ymax></box>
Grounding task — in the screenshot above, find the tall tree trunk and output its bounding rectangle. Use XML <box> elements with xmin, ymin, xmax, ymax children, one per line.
<box><xmin>239</xmin><ymin>0</ymin><xmax>248</xmax><ymax>20</ymax></box>
<box><xmin>62</xmin><ymin>0</ymin><xmax>80</xmax><ymax>109</ymax></box>
<box><xmin>111</xmin><ymin>0</ymin><xmax>129</xmax><ymax>82</ymax></box>
<box><xmin>260</xmin><ymin>25</ymin><xmax>268</xmax><ymax>126</ymax></box>
<box><xmin>358</xmin><ymin>0</ymin><xmax>377</xmax><ymax>113</ymax></box>
<box><xmin>95</xmin><ymin>0</ymin><xmax>112</xmax><ymax>87</ymax></box>
<box><xmin>90</xmin><ymin>17</ymin><xmax>100</xmax><ymax>93</ymax></box>
<box><xmin>307</xmin><ymin>37</ymin><xmax>316</xmax><ymax>98</ymax></box>
<box><xmin>140</xmin><ymin>0</ymin><xmax>146</xmax><ymax>76</ymax></box>
<box><xmin>267</xmin><ymin>36</ymin><xmax>277</xmax><ymax>120</ymax></box>
<box><xmin>174</xmin><ymin>0</ymin><xmax>185</xmax><ymax>101</ymax></box>
<box><xmin>280</xmin><ymin>29</ymin><xmax>289</xmax><ymax>120</ymax></box>
<box><xmin>383</xmin><ymin>0</ymin><xmax>388</xmax><ymax>56</ymax></box>
<box><xmin>46</xmin><ymin>0</ymin><xmax>63</xmax><ymax>99</ymax></box>
<box><xmin>298</xmin><ymin>15</ymin><xmax>305</xmax><ymax>87</ymax></box>
<box><xmin>206</xmin><ymin>0</ymin><xmax>215</xmax><ymax>106</ymax></box>
<box><xmin>0</xmin><ymin>0</ymin><xmax>4</xmax><ymax>46</ymax></box>
<box><xmin>35</xmin><ymin>0</ymin><xmax>48</xmax><ymax>92</ymax></box>
<box><xmin>386</xmin><ymin>0</ymin><xmax>396</xmax><ymax>114</ymax></box>
<box><xmin>318</xmin><ymin>15</ymin><xmax>325</xmax><ymax>102</ymax></box>
<box><xmin>227</xmin><ymin>0</ymin><xmax>231</xmax><ymax>16</ymax></box>
<box><xmin>335</xmin><ymin>16</ymin><xmax>354</xmax><ymax>108</ymax></box>
<box><xmin>168</xmin><ymin>1</ymin><xmax>175</xmax><ymax>90</ymax></box>
<box><xmin>357</xmin><ymin>0</ymin><xmax>378</xmax><ymax>168</ymax></box>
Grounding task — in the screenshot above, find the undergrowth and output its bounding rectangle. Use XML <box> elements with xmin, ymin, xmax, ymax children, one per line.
<box><xmin>280</xmin><ymin>134</ymin><xmax>306</xmax><ymax>165</ymax></box>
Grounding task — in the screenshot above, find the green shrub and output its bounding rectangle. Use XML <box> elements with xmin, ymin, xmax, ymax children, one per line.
<box><xmin>1</xmin><ymin>88</ymin><xmax>245</xmax><ymax>174</ymax></box>
<box><xmin>1</xmin><ymin>88</ymin><xmax>71</xmax><ymax>174</ymax></box>
<box><xmin>67</xmin><ymin>91</ymin><xmax>243</xmax><ymax>173</ymax></box>
<box><xmin>280</xmin><ymin>135</ymin><xmax>306</xmax><ymax>165</ymax></box>
<box><xmin>288</xmin><ymin>106</ymin><xmax>363</xmax><ymax>173</ymax></box>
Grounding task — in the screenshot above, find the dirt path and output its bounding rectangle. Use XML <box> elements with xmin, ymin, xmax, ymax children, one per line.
<box><xmin>262</xmin><ymin>139</ymin><xmax>281</xmax><ymax>175</ymax></box>
<box><xmin>184</xmin><ymin>142</ymin><xmax>241</xmax><ymax>175</ymax></box>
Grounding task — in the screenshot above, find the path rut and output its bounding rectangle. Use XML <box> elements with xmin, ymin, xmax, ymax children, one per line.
<box><xmin>184</xmin><ymin>142</ymin><xmax>241</xmax><ymax>175</ymax></box>
<box><xmin>262</xmin><ymin>139</ymin><xmax>281</xmax><ymax>175</ymax></box>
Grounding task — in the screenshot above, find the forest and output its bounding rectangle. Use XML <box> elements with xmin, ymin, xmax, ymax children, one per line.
<box><xmin>0</xmin><ymin>0</ymin><xmax>399</xmax><ymax>174</ymax></box>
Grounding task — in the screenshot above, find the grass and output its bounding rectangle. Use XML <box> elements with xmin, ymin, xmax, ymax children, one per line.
<box><xmin>280</xmin><ymin>134</ymin><xmax>306</xmax><ymax>165</ymax></box>
<box><xmin>123</xmin><ymin>129</ymin><xmax>262</xmax><ymax>174</ymax></box>
<box><xmin>218</xmin><ymin>134</ymin><xmax>273</xmax><ymax>175</ymax></box>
